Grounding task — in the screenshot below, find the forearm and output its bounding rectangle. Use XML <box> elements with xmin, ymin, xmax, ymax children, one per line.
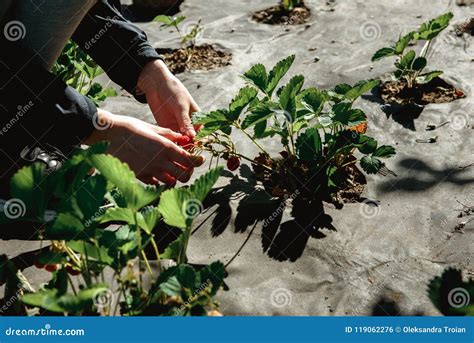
<box><xmin>72</xmin><ymin>0</ymin><xmax>162</xmax><ymax>102</ymax></box>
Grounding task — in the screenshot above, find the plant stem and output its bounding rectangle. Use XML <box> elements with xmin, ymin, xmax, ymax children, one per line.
<box><xmin>237</xmin><ymin>125</ymin><xmax>269</xmax><ymax>155</ymax></box>
<box><xmin>233</xmin><ymin>152</ymin><xmax>273</xmax><ymax>171</ymax></box>
<box><xmin>140</xmin><ymin>251</ymin><xmax>153</xmax><ymax>277</ymax></box>
<box><xmin>150</xmin><ymin>238</ymin><xmax>162</xmax><ymax>273</ymax></box>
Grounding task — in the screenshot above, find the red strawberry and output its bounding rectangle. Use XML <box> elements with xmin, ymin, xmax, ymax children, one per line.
<box><xmin>34</xmin><ymin>261</ymin><xmax>45</xmax><ymax>269</ymax></box>
<box><xmin>176</xmin><ymin>135</ymin><xmax>194</xmax><ymax>150</ymax></box>
<box><xmin>45</xmin><ymin>264</ymin><xmax>58</xmax><ymax>272</ymax></box>
<box><xmin>176</xmin><ymin>135</ymin><xmax>192</xmax><ymax>146</ymax></box>
<box><xmin>66</xmin><ymin>265</ymin><xmax>81</xmax><ymax>276</ymax></box>
<box><xmin>227</xmin><ymin>156</ymin><xmax>241</xmax><ymax>171</ymax></box>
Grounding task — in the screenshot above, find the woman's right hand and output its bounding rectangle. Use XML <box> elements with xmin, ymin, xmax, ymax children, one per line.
<box><xmin>84</xmin><ymin>109</ymin><xmax>204</xmax><ymax>185</ymax></box>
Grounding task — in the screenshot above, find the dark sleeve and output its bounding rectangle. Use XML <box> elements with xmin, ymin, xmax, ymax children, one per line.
<box><xmin>72</xmin><ymin>0</ymin><xmax>162</xmax><ymax>103</ymax></box>
<box><xmin>0</xmin><ymin>38</ymin><xmax>97</xmax><ymax>179</ymax></box>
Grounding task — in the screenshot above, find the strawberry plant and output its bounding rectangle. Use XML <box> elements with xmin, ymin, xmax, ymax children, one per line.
<box><xmin>0</xmin><ymin>143</ymin><xmax>226</xmax><ymax>316</ymax></box>
<box><xmin>192</xmin><ymin>55</ymin><xmax>396</xmax><ymax>205</ymax></box>
<box><xmin>282</xmin><ymin>0</ymin><xmax>302</xmax><ymax>11</ymax></box>
<box><xmin>372</xmin><ymin>12</ymin><xmax>453</xmax><ymax>88</ymax></box>
<box><xmin>154</xmin><ymin>15</ymin><xmax>202</xmax><ymax>49</ymax></box>
<box><xmin>53</xmin><ymin>41</ymin><xmax>117</xmax><ymax>106</ymax></box>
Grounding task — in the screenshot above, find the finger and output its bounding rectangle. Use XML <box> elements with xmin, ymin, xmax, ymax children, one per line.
<box><xmin>154</xmin><ymin>172</ymin><xmax>177</xmax><ymax>186</ymax></box>
<box><xmin>162</xmin><ymin>161</ymin><xmax>193</xmax><ymax>183</ymax></box>
<box><xmin>147</xmin><ymin>124</ymin><xmax>182</xmax><ymax>141</ymax></box>
<box><xmin>140</xmin><ymin>175</ymin><xmax>161</xmax><ymax>186</ymax></box>
<box><xmin>168</xmin><ymin>147</ymin><xmax>205</xmax><ymax>168</ymax></box>
<box><xmin>177</xmin><ymin>108</ymin><xmax>196</xmax><ymax>138</ymax></box>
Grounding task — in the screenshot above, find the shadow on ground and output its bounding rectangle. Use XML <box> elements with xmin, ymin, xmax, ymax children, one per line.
<box><xmin>363</xmin><ymin>88</ymin><xmax>425</xmax><ymax>131</ymax></box>
<box><xmin>377</xmin><ymin>158</ymin><xmax>474</xmax><ymax>193</ymax></box>
<box><xmin>196</xmin><ymin>165</ymin><xmax>336</xmax><ymax>263</ymax></box>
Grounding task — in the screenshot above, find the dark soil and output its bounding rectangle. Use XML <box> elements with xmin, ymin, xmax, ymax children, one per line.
<box><xmin>251</xmin><ymin>3</ymin><xmax>311</xmax><ymax>25</ymax></box>
<box><xmin>252</xmin><ymin>152</ymin><xmax>366</xmax><ymax>207</ymax></box>
<box><xmin>156</xmin><ymin>44</ymin><xmax>232</xmax><ymax>74</ymax></box>
<box><xmin>454</xmin><ymin>17</ymin><xmax>474</xmax><ymax>36</ymax></box>
<box><xmin>380</xmin><ymin>77</ymin><xmax>466</xmax><ymax>105</ymax></box>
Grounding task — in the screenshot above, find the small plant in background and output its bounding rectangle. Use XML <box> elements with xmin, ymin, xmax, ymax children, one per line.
<box><xmin>281</xmin><ymin>0</ymin><xmax>302</xmax><ymax>12</ymax></box>
<box><xmin>53</xmin><ymin>41</ymin><xmax>117</xmax><ymax>106</ymax></box>
<box><xmin>372</xmin><ymin>12</ymin><xmax>453</xmax><ymax>88</ymax></box>
<box><xmin>428</xmin><ymin>268</ymin><xmax>473</xmax><ymax>316</ymax></box>
<box><xmin>154</xmin><ymin>15</ymin><xmax>202</xmax><ymax>49</ymax></box>
<box><xmin>192</xmin><ymin>55</ymin><xmax>396</xmax><ymax>206</ymax></box>
<box><xmin>0</xmin><ymin>143</ymin><xmax>226</xmax><ymax>316</ymax></box>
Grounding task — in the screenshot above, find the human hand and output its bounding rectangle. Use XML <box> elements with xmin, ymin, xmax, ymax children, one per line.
<box><xmin>84</xmin><ymin>109</ymin><xmax>204</xmax><ymax>185</ymax></box>
<box><xmin>137</xmin><ymin>59</ymin><xmax>200</xmax><ymax>138</ymax></box>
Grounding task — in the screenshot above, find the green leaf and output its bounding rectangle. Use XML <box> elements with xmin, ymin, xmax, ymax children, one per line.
<box><xmin>67</xmin><ymin>241</ymin><xmax>113</xmax><ymax>265</ymax></box>
<box><xmin>154</xmin><ymin>15</ymin><xmax>186</xmax><ymax>27</ymax></box>
<box><xmin>47</xmin><ymin>213</ymin><xmax>88</xmax><ymax>240</ymax></box>
<box><xmin>296</xmin><ymin>128</ymin><xmax>322</xmax><ymax>162</ymax></box>
<box><xmin>360</xmin><ymin>156</ymin><xmax>383</xmax><ymax>174</ymax></box>
<box><xmin>344</xmin><ymin>79</ymin><xmax>380</xmax><ymax>101</ymax></box>
<box><xmin>416</xmin><ymin>70</ymin><xmax>443</xmax><ymax>84</ymax></box>
<box><xmin>394</xmin><ymin>32</ymin><xmax>415</xmax><ymax>54</ymax></box>
<box><xmin>68</xmin><ymin>174</ymin><xmax>107</xmax><ymax>222</ymax></box>
<box><xmin>334</xmin><ymin>84</ymin><xmax>352</xmax><ymax>95</ymax></box>
<box><xmin>416</xmin><ymin>12</ymin><xmax>453</xmax><ymax>40</ymax></box>
<box><xmin>158</xmin><ymin>188</ymin><xmax>192</xmax><ymax>229</ymax></box>
<box><xmin>199</xmin><ymin>261</ymin><xmax>226</xmax><ymax>296</ymax></box>
<box><xmin>98</xmin><ymin>207</ymin><xmax>135</xmax><ymax>225</ymax></box>
<box><xmin>242</xmin><ymin>63</ymin><xmax>268</xmax><ymax>93</ymax></box>
<box><xmin>189</xmin><ymin>167</ymin><xmax>223</xmax><ymax>202</ymax></box>
<box><xmin>22</xmin><ymin>285</ymin><xmax>109</xmax><ymax>313</ymax></box>
<box><xmin>160</xmin><ymin>234</ymin><xmax>184</xmax><ymax>260</ymax></box>
<box><xmin>412</xmin><ymin>57</ymin><xmax>427</xmax><ymax>71</ymax></box>
<box><xmin>372</xmin><ymin>47</ymin><xmax>396</xmax><ymax>61</ymax></box>
<box><xmin>139</xmin><ymin>206</ymin><xmax>161</xmax><ymax>235</ymax></box>
<box><xmin>253</xmin><ymin>120</ymin><xmax>267</xmax><ymax>138</ymax></box>
<box><xmin>266</xmin><ymin>55</ymin><xmax>296</xmax><ymax>96</ymax></box>
<box><xmin>228</xmin><ymin>87</ymin><xmax>258</xmax><ymax>121</ymax></box>
<box><xmin>159</xmin><ymin>276</ymin><xmax>182</xmax><ymax>297</ymax></box>
<box><xmin>301</xmin><ymin>87</ymin><xmax>327</xmax><ymax>114</ymax></box>
<box><xmin>193</xmin><ymin>110</ymin><xmax>230</xmax><ymax>139</ymax></box>
<box><xmin>396</xmin><ymin>50</ymin><xmax>416</xmax><ymax>70</ymax></box>
<box><xmin>241</xmin><ymin>102</ymin><xmax>274</xmax><ymax>129</ymax></box>
<box><xmin>159</xmin><ymin>168</ymin><xmax>221</xmax><ymax>229</ymax></box>
<box><xmin>357</xmin><ymin>136</ymin><xmax>378</xmax><ymax>155</ymax></box>
<box><xmin>373</xmin><ymin>145</ymin><xmax>396</xmax><ymax>158</ymax></box>
<box><xmin>88</xmin><ymin>154</ymin><xmax>162</xmax><ymax>209</ymax></box>
<box><xmin>332</xmin><ymin>103</ymin><xmax>367</xmax><ymax>126</ymax></box>
<box><xmin>279</xmin><ymin>74</ymin><xmax>304</xmax><ymax>118</ymax></box>
<box><xmin>9</xmin><ymin>163</ymin><xmax>50</xmax><ymax>220</ymax></box>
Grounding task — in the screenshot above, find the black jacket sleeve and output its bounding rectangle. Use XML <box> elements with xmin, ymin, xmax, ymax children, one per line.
<box><xmin>0</xmin><ymin>37</ymin><xmax>97</xmax><ymax>182</ymax></box>
<box><xmin>72</xmin><ymin>0</ymin><xmax>162</xmax><ymax>103</ymax></box>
